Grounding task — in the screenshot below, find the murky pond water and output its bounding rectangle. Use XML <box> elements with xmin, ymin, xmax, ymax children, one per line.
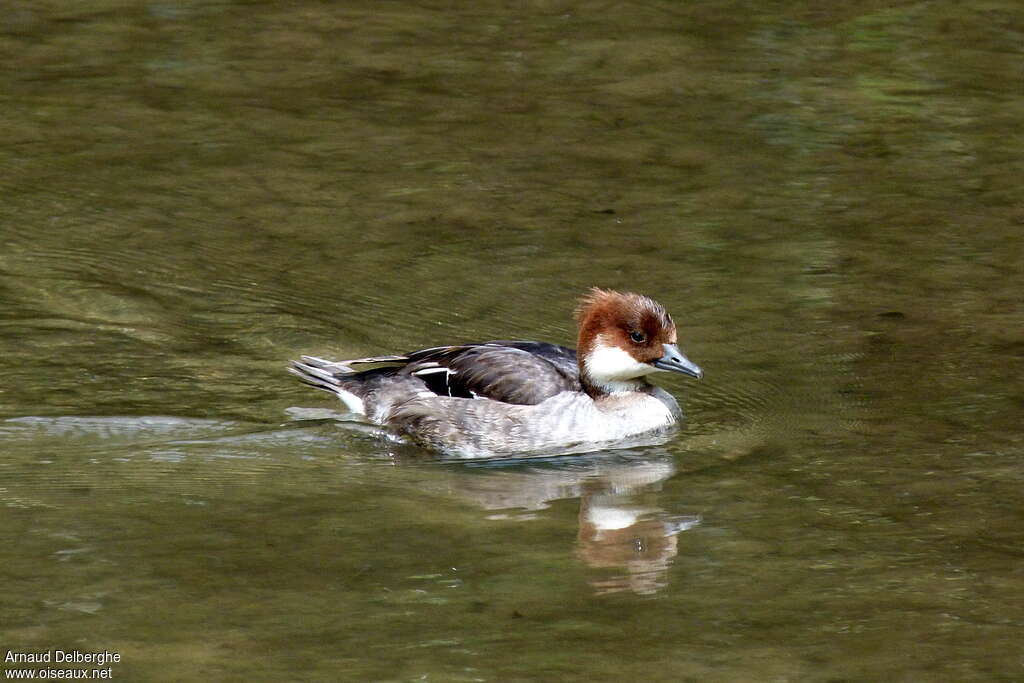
<box><xmin>2</xmin><ymin>1</ymin><xmax>1022</xmax><ymax>680</ymax></box>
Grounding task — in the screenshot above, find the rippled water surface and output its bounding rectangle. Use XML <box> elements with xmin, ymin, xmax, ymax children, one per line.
<box><xmin>2</xmin><ymin>1</ymin><xmax>1022</xmax><ymax>680</ymax></box>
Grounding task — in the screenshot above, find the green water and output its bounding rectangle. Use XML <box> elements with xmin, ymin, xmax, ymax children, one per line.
<box><xmin>1</xmin><ymin>1</ymin><xmax>1022</xmax><ymax>680</ymax></box>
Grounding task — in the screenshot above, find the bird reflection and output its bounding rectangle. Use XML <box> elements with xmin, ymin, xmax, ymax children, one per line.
<box><xmin>424</xmin><ymin>448</ymin><xmax>701</xmax><ymax>596</ymax></box>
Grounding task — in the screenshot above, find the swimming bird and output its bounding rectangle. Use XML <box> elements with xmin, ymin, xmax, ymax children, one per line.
<box><xmin>290</xmin><ymin>288</ymin><xmax>702</xmax><ymax>458</ymax></box>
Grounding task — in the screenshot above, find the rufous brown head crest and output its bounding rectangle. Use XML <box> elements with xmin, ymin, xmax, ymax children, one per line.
<box><xmin>574</xmin><ymin>288</ymin><xmax>677</xmax><ymax>363</ymax></box>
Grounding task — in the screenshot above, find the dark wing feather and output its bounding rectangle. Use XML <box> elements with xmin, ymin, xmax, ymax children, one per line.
<box><xmin>482</xmin><ymin>341</ymin><xmax>579</xmax><ymax>377</ymax></box>
<box><xmin>402</xmin><ymin>341</ymin><xmax>580</xmax><ymax>405</ymax></box>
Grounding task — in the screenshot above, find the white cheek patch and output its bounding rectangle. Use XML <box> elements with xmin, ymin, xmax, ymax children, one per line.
<box><xmin>586</xmin><ymin>340</ymin><xmax>657</xmax><ymax>384</ymax></box>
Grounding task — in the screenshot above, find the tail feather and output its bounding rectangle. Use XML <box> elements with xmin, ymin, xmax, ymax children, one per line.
<box><xmin>289</xmin><ymin>355</ymin><xmax>427</xmax><ymax>420</ymax></box>
<box><xmin>343</xmin><ymin>354</ymin><xmax>410</xmax><ymax>366</ymax></box>
<box><xmin>288</xmin><ymin>358</ymin><xmax>347</xmax><ymax>394</ymax></box>
<box><xmin>289</xmin><ymin>357</ymin><xmax>370</xmax><ymax>414</ymax></box>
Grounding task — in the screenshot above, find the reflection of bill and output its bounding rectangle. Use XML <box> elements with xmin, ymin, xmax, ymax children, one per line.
<box><xmin>434</xmin><ymin>449</ymin><xmax>701</xmax><ymax>596</ymax></box>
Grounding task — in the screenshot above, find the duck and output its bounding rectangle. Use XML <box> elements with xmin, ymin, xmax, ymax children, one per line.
<box><xmin>289</xmin><ymin>288</ymin><xmax>702</xmax><ymax>458</ymax></box>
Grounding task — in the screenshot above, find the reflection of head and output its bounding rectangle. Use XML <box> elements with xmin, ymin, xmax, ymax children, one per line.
<box><xmin>577</xmin><ymin>493</ymin><xmax>699</xmax><ymax>595</ymax></box>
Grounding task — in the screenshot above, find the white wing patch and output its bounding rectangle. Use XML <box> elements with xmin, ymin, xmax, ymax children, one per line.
<box><xmin>412</xmin><ymin>365</ymin><xmax>458</xmax><ymax>397</ymax></box>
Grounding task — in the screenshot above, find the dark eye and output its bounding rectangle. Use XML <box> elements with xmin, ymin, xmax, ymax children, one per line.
<box><xmin>629</xmin><ymin>331</ymin><xmax>646</xmax><ymax>344</ymax></box>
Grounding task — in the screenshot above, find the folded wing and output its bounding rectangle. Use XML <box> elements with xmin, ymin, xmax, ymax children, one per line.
<box><xmin>400</xmin><ymin>341</ymin><xmax>580</xmax><ymax>405</ymax></box>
